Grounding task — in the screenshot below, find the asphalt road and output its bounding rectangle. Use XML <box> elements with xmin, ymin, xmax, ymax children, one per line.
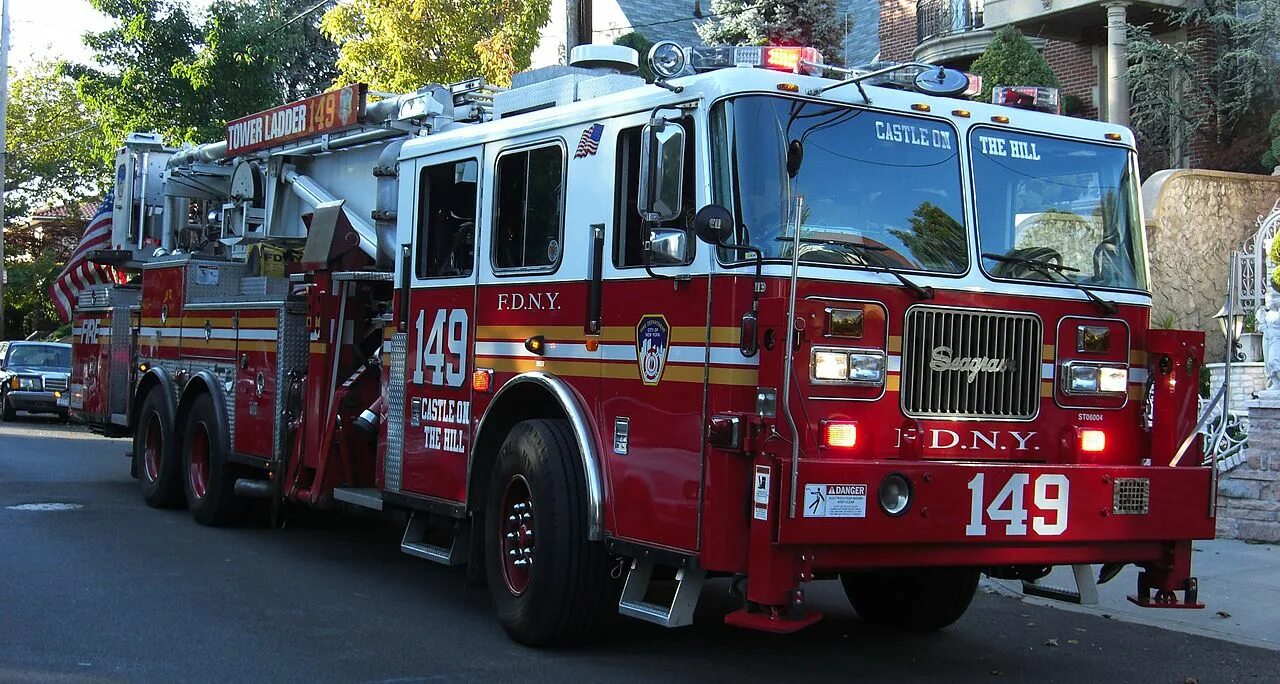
<box><xmin>2</xmin><ymin>416</ymin><xmax>1277</xmax><ymax>683</ymax></box>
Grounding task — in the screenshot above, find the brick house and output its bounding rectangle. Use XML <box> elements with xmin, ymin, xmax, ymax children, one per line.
<box><xmin>880</xmin><ymin>0</ymin><xmax>1207</xmax><ymax>164</ymax></box>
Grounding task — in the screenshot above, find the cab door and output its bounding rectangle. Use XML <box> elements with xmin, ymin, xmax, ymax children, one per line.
<box><xmin>597</xmin><ymin>113</ymin><xmax>710</xmax><ymax>552</ymax></box>
<box><xmin>400</xmin><ymin>148</ymin><xmax>483</xmax><ymax>502</ymax></box>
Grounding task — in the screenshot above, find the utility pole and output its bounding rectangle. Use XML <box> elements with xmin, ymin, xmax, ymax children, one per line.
<box><xmin>0</xmin><ymin>0</ymin><xmax>9</xmax><ymax>340</ymax></box>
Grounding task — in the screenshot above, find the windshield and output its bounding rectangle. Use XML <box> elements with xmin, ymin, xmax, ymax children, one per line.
<box><xmin>971</xmin><ymin>129</ymin><xmax>1147</xmax><ymax>290</ymax></box>
<box><xmin>711</xmin><ymin>96</ymin><xmax>968</xmax><ymax>274</ymax></box>
<box><xmin>7</xmin><ymin>345</ymin><xmax>71</xmax><ymax>369</ymax></box>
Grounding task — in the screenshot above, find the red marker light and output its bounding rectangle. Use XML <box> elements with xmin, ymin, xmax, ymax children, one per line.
<box><xmin>1079</xmin><ymin>429</ymin><xmax>1106</xmax><ymax>453</ymax></box>
<box><xmin>761</xmin><ymin>47</ymin><xmax>822</xmax><ymax>74</ymax></box>
<box><xmin>822</xmin><ymin>420</ymin><xmax>858</xmax><ymax>449</ymax></box>
<box><xmin>472</xmin><ymin>368</ymin><xmax>493</xmax><ymax>393</ymax></box>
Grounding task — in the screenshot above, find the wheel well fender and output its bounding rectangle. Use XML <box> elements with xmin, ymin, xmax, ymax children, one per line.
<box><xmin>175</xmin><ymin>371</ymin><xmax>231</xmax><ymax>452</ymax></box>
<box><xmin>130</xmin><ymin>367</ymin><xmax>177</xmax><ymax>431</ymax></box>
<box><xmin>468</xmin><ymin>371</ymin><xmax>605</xmax><ymax>540</ymax></box>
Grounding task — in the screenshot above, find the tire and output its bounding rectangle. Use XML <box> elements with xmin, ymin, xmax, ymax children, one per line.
<box><xmin>182</xmin><ymin>393</ymin><xmax>244</xmax><ymax>526</ymax></box>
<box><xmin>841</xmin><ymin>567</ymin><xmax>980</xmax><ymax>630</ymax></box>
<box><xmin>134</xmin><ymin>386</ymin><xmax>184</xmax><ymax>508</ymax></box>
<box><xmin>1</xmin><ymin>394</ymin><xmax>16</xmax><ymax>422</ymax></box>
<box><xmin>484</xmin><ymin>419</ymin><xmax>608</xmax><ymax>646</ymax></box>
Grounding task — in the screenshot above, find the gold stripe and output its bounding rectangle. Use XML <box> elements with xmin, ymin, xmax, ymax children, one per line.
<box><xmin>310</xmin><ymin>342</ymin><xmax>328</xmax><ymax>354</ymax></box>
<box><xmin>1043</xmin><ymin>344</ymin><xmax>1056</xmax><ymax>362</ymax></box>
<box><xmin>886</xmin><ymin>375</ymin><xmax>900</xmax><ymax>392</ymax></box>
<box><xmin>238</xmin><ymin>317</ymin><xmax>280</xmax><ymax>329</ymax></box>
<box><xmin>888</xmin><ymin>336</ymin><xmax>902</xmax><ymax>353</ymax></box>
<box><xmin>1041</xmin><ymin>380</ymin><xmax>1054</xmax><ymax>398</ymax></box>
<box><xmin>479</xmin><ymin>356</ymin><xmax>758</xmax><ymax>386</ymax></box>
<box><xmin>475</xmin><ymin>325</ymin><xmax>740</xmax><ymax>345</ymax></box>
<box><xmin>1130</xmin><ymin>350</ymin><xmax>1147</xmax><ymax>366</ymax></box>
<box><xmin>180</xmin><ymin>338</ymin><xmax>238</xmax><ymax>351</ymax></box>
<box><xmin>238</xmin><ymin>341</ymin><xmax>277</xmax><ymax>352</ymax></box>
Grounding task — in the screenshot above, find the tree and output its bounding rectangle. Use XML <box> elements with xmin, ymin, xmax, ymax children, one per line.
<box><xmin>614</xmin><ymin>32</ymin><xmax>654</xmax><ymax>82</ymax></box>
<box><xmin>968</xmin><ymin>27</ymin><xmax>1058</xmax><ymax>103</ymax></box>
<box><xmin>696</xmin><ymin>0</ymin><xmax>846</xmax><ymax>66</ymax></box>
<box><xmin>4</xmin><ymin>62</ymin><xmax>111</xmax><ymax>222</ymax></box>
<box><xmin>1127</xmin><ymin>0</ymin><xmax>1280</xmax><ymax>172</ymax></box>
<box><xmin>320</xmin><ymin>0</ymin><xmax>552</xmax><ymax>91</ymax></box>
<box><xmin>66</xmin><ymin>0</ymin><xmax>340</xmax><ymax>152</ymax></box>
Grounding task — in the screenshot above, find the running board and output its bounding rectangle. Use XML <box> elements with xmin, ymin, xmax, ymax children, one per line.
<box><xmin>400</xmin><ymin>511</ymin><xmax>468</xmax><ymax>566</ymax></box>
<box><xmin>333</xmin><ymin>487</ymin><xmax>383</xmax><ymax>511</ymax></box>
<box><xmin>618</xmin><ymin>558</ymin><xmax>705</xmax><ymax>628</ymax></box>
<box><xmin>1022</xmin><ymin>564</ymin><xmax>1099</xmax><ymax>605</ymax></box>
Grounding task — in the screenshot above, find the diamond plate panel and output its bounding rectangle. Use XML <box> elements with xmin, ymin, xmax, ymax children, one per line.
<box><xmin>384</xmin><ymin>333</ymin><xmax>407</xmax><ymax>493</ymax></box>
<box><xmin>275</xmin><ymin>308</ymin><xmax>309</xmax><ymax>462</ymax></box>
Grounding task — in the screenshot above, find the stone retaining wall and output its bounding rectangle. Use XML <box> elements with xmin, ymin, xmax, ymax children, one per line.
<box><xmin>1217</xmin><ymin>400</ymin><xmax>1280</xmax><ymax>543</ymax></box>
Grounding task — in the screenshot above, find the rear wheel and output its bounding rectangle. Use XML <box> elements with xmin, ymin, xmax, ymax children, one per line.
<box><xmin>840</xmin><ymin>567</ymin><xmax>979</xmax><ymax>630</ymax></box>
<box><xmin>484</xmin><ymin>419</ymin><xmax>608</xmax><ymax>646</ymax></box>
<box><xmin>182</xmin><ymin>393</ymin><xmax>243</xmax><ymax>526</ymax></box>
<box><xmin>135</xmin><ymin>386</ymin><xmax>184</xmax><ymax>508</ymax></box>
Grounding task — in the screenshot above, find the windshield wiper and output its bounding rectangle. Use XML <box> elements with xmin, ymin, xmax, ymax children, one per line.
<box><xmin>983</xmin><ymin>252</ymin><xmax>1118</xmax><ymax>315</ymax></box>
<box><xmin>783</xmin><ymin>237</ymin><xmax>935</xmax><ymax>300</ymax></box>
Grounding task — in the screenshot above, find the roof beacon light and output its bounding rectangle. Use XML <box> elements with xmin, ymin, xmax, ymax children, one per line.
<box><xmin>993</xmin><ymin>86</ymin><xmax>1061</xmax><ymax>114</ymax></box>
<box><xmin>689</xmin><ymin>45</ymin><xmax>824</xmax><ymax>75</ymax></box>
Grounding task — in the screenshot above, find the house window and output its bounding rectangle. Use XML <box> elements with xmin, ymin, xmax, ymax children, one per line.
<box><xmin>493</xmin><ymin>144</ymin><xmax>565</xmax><ymax>272</ymax></box>
<box><xmin>416</xmin><ymin>159</ymin><xmax>479</xmax><ymax>279</ymax></box>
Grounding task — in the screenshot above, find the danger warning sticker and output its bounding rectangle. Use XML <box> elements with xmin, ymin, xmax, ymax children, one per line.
<box><xmin>753</xmin><ymin>465</ymin><xmax>771</xmax><ymax>521</ymax></box>
<box><xmin>803</xmin><ymin>483</ymin><xmax>868</xmax><ymax>518</ymax></box>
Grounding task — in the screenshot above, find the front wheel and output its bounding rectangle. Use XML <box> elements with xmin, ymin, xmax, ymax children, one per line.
<box><xmin>483</xmin><ymin>419</ymin><xmax>608</xmax><ymax>646</ymax></box>
<box><xmin>182</xmin><ymin>393</ymin><xmax>244</xmax><ymax>526</ymax></box>
<box><xmin>1</xmin><ymin>394</ymin><xmax>16</xmax><ymax>422</ymax></box>
<box><xmin>840</xmin><ymin>567</ymin><xmax>979</xmax><ymax>630</ymax></box>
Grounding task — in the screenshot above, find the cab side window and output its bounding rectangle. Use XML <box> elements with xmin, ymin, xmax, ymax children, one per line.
<box><xmin>416</xmin><ymin>159</ymin><xmax>479</xmax><ymax>279</ymax></box>
<box><xmin>613</xmin><ymin>121</ymin><xmax>697</xmax><ymax>268</ymax></box>
<box><xmin>493</xmin><ymin>144</ymin><xmax>564</xmax><ymax>272</ymax></box>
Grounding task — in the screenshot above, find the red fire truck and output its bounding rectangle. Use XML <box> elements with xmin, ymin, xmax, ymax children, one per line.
<box><xmin>68</xmin><ymin>43</ymin><xmax>1215</xmax><ymax>646</ymax></box>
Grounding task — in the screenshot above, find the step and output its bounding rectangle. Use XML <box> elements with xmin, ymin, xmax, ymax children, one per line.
<box><xmin>333</xmin><ymin>487</ymin><xmax>383</xmax><ymax>511</ymax></box>
<box><xmin>399</xmin><ymin>511</ymin><xmax>468</xmax><ymax>566</ymax></box>
<box><xmin>1022</xmin><ymin>564</ymin><xmax>1098</xmax><ymax>605</ymax></box>
<box><xmin>617</xmin><ymin>557</ymin><xmax>705</xmax><ymax>628</ymax></box>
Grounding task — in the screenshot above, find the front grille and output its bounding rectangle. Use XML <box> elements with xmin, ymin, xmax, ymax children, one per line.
<box><xmin>901</xmin><ymin>306</ymin><xmax>1043</xmax><ymax>420</ymax></box>
<box><xmin>44</xmin><ymin>377</ymin><xmax>69</xmax><ymax>392</ymax></box>
<box><xmin>1113</xmin><ymin>478</ymin><xmax>1150</xmax><ymax>515</ymax></box>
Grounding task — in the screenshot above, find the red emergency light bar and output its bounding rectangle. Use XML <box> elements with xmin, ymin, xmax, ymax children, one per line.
<box><xmin>689</xmin><ymin>45</ymin><xmax>825</xmax><ymax>76</ymax></box>
<box><xmin>992</xmin><ymin>85</ymin><xmax>1060</xmax><ymax>114</ymax></box>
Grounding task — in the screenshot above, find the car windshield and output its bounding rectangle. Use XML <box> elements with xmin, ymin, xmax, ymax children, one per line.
<box><xmin>710</xmin><ymin>96</ymin><xmax>968</xmax><ymax>274</ymax></box>
<box><xmin>7</xmin><ymin>345</ymin><xmax>71</xmax><ymax>369</ymax></box>
<box><xmin>971</xmin><ymin>129</ymin><xmax>1147</xmax><ymax>290</ymax></box>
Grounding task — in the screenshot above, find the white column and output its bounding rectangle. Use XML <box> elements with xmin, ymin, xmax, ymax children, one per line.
<box><xmin>1103</xmin><ymin>1</ymin><xmax>1131</xmax><ymax>127</ymax></box>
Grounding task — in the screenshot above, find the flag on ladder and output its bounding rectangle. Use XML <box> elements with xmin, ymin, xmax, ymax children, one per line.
<box><xmin>50</xmin><ymin>194</ymin><xmax>125</xmax><ymax>322</ymax></box>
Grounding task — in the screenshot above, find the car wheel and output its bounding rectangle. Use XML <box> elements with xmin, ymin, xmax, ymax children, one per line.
<box><xmin>135</xmin><ymin>386</ymin><xmax>184</xmax><ymax>508</ymax></box>
<box><xmin>182</xmin><ymin>393</ymin><xmax>244</xmax><ymax>526</ymax></box>
<box><xmin>484</xmin><ymin>419</ymin><xmax>608</xmax><ymax>646</ymax></box>
<box><xmin>1</xmin><ymin>393</ymin><xmax>16</xmax><ymax>422</ymax></box>
<box><xmin>841</xmin><ymin>567</ymin><xmax>979</xmax><ymax>630</ymax></box>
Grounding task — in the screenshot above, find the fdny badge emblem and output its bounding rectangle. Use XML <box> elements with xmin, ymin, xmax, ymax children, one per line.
<box><xmin>635</xmin><ymin>314</ymin><xmax>670</xmax><ymax>386</ymax></box>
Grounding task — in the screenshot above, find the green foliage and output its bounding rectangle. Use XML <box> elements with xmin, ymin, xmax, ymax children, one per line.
<box><xmin>614</xmin><ymin>32</ymin><xmax>654</xmax><ymax>82</ymax></box>
<box><xmin>1127</xmin><ymin>0</ymin><xmax>1280</xmax><ymax>171</ymax></box>
<box><xmin>968</xmin><ymin>27</ymin><xmax>1058</xmax><ymax>103</ymax></box>
<box><xmin>1264</xmin><ymin>110</ymin><xmax>1280</xmax><ymax>170</ymax></box>
<box><xmin>66</xmin><ymin>0</ymin><xmax>339</xmax><ymax>152</ymax></box>
<box><xmin>2</xmin><ymin>254</ymin><xmax>64</xmax><ymax>338</ymax></box>
<box><xmin>4</xmin><ymin>62</ymin><xmax>111</xmax><ymax>221</ymax></box>
<box><xmin>696</xmin><ymin>0</ymin><xmax>846</xmax><ymax>66</ymax></box>
<box><xmin>1062</xmin><ymin>94</ymin><xmax>1086</xmax><ymax>117</ymax></box>
<box><xmin>320</xmin><ymin>0</ymin><xmax>551</xmax><ymax>90</ymax></box>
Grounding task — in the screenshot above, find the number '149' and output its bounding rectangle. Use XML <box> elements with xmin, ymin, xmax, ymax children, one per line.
<box><xmin>965</xmin><ymin>473</ymin><xmax>1069</xmax><ymax>537</ymax></box>
<box><xmin>412</xmin><ymin>308</ymin><xmax>468</xmax><ymax>387</ymax></box>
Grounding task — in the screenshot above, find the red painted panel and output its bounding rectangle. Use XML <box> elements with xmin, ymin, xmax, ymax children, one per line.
<box><xmin>234</xmin><ymin>310</ymin><xmax>281</xmax><ymax>459</ymax></box>
<box><xmin>139</xmin><ymin>265</ymin><xmax>185</xmax><ymax>360</ymax></box>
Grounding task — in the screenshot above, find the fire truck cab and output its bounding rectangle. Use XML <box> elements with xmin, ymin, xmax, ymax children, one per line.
<box><xmin>69</xmin><ymin>43</ymin><xmax>1215</xmax><ymax>646</ymax></box>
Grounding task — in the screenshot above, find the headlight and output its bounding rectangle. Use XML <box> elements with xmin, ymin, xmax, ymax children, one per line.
<box><xmin>1062</xmin><ymin>362</ymin><xmax>1127</xmax><ymax>395</ymax></box>
<box><xmin>15</xmin><ymin>376</ymin><xmax>42</xmax><ymax>391</ymax></box>
<box><xmin>878</xmin><ymin>473</ymin><xmax>912</xmax><ymax>516</ymax></box>
<box><xmin>811</xmin><ymin>348</ymin><xmax>886</xmax><ymax>386</ymax></box>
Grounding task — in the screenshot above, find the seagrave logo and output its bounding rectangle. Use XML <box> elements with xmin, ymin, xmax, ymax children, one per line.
<box><xmin>930</xmin><ymin>346</ymin><xmax>1014</xmax><ymax>383</ymax></box>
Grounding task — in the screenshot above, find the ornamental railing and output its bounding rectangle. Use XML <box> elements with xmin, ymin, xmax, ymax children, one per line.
<box><xmin>916</xmin><ymin>0</ymin><xmax>985</xmax><ymax>43</ymax></box>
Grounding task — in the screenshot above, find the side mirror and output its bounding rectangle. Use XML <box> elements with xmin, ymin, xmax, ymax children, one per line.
<box><xmin>648</xmin><ymin>227</ymin><xmax>690</xmax><ymax>265</ymax></box>
<box><xmin>692</xmin><ymin>204</ymin><xmax>735</xmax><ymax>245</ymax></box>
<box><xmin>638</xmin><ymin>121</ymin><xmax>685</xmax><ymax>222</ymax></box>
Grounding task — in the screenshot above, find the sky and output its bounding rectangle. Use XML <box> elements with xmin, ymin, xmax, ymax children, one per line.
<box><xmin>7</xmin><ymin>0</ymin><xmax>216</xmax><ymax>70</ymax></box>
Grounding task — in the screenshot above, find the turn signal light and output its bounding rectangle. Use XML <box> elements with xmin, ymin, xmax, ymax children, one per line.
<box><xmin>472</xmin><ymin>368</ymin><xmax>493</xmax><ymax>393</ymax></box>
<box><xmin>1079</xmin><ymin>429</ymin><xmax>1106</xmax><ymax>453</ymax></box>
<box><xmin>822</xmin><ymin>420</ymin><xmax>858</xmax><ymax>449</ymax></box>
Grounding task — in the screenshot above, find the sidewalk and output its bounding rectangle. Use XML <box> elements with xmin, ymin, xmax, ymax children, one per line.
<box><xmin>982</xmin><ymin>539</ymin><xmax>1280</xmax><ymax>651</ymax></box>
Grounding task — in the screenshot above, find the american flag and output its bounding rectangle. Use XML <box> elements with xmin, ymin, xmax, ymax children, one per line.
<box><xmin>50</xmin><ymin>194</ymin><xmax>125</xmax><ymax>322</ymax></box>
<box><xmin>574</xmin><ymin>123</ymin><xmax>604</xmax><ymax>158</ymax></box>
